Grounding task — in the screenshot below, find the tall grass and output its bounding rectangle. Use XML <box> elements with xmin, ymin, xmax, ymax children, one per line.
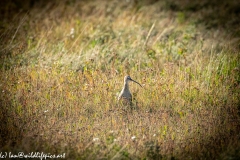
<box><xmin>0</xmin><ymin>0</ymin><xmax>239</xmax><ymax>159</ymax></box>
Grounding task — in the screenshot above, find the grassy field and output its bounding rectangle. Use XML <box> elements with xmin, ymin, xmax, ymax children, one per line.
<box><xmin>0</xmin><ymin>0</ymin><xmax>240</xmax><ymax>159</ymax></box>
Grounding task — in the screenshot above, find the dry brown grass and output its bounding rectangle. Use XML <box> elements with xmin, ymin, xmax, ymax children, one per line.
<box><xmin>0</xmin><ymin>0</ymin><xmax>240</xmax><ymax>159</ymax></box>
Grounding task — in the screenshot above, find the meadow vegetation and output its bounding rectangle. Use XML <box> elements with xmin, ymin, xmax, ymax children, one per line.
<box><xmin>0</xmin><ymin>0</ymin><xmax>240</xmax><ymax>159</ymax></box>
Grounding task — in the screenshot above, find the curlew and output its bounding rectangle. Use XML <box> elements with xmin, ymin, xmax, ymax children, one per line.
<box><xmin>118</xmin><ymin>75</ymin><xmax>142</xmax><ymax>105</ymax></box>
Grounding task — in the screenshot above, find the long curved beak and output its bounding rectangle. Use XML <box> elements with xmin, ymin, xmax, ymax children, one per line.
<box><xmin>130</xmin><ymin>78</ymin><xmax>142</xmax><ymax>87</ymax></box>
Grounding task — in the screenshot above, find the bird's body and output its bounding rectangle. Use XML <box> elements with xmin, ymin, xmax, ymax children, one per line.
<box><xmin>118</xmin><ymin>82</ymin><xmax>132</xmax><ymax>102</ymax></box>
<box><xmin>118</xmin><ymin>75</ymin><xmax>142</xmax><ymax>105</ymax></box>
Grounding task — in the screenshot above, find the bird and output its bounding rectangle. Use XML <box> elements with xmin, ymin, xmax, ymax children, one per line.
<box><xmin>118</xmin><ymin>75</ymin><xmax>142</xmax><ymax>105</ymax></box>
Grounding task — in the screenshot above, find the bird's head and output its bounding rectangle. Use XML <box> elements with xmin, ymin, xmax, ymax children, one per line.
<box><xmin>124</xmin><ymin>75</ymin><xmax>142</xmax><ymax>87</ymax></box>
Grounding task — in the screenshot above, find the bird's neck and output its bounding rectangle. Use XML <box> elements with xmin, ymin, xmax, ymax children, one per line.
<box><xmin>123</xmin><ymin>82</ymin><xmax>129</xmax><ymax>91</ymax></box>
